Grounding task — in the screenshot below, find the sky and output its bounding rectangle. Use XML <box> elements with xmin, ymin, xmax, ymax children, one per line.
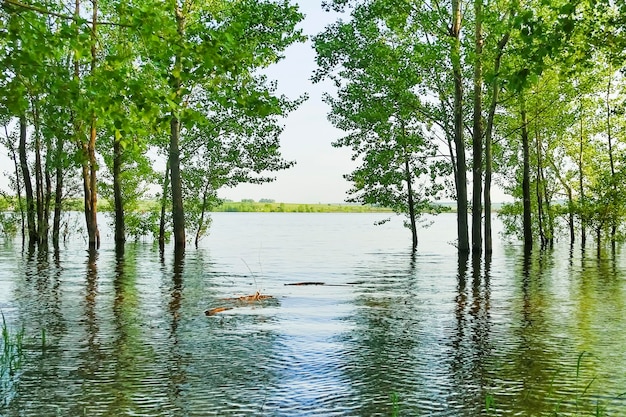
<box><xmin>218</xmin><ymin>2</ymin><xmax>354</xmax><ymax>204</ymax></box>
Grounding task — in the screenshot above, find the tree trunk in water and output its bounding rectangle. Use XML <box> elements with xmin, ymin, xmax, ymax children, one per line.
<box><xmin>195</xmin><ymin>182</ymin><xmax>210</xmax><ymax>249</ymax></box>
<box><xmin>113</xmin><ymin>135</ymin><xmax>125</xmax><ymax>247</ymax></box>
<box><xmin>19</xmin><ymin>114</ymin><xmax>37</xmax><ymax>246</ymax></box>
<box><xmin>170</xmin><ymin>6</ymin><xmax>186</xmax><ymax>252</ymax></box>
<box><xmin>159</xmin><ymin>160</ymin><xmax>171</xmax><ymax>253</ymax></box>
<box><xmin>471</xmin><ymin>0</ymin><xmax>483</xmax><ymax>255</ymax></box>
<box><xmin>405</xmin><ymin>155</ymin><xmax>418</xmax><ymax>251</ymax></box>
<box><xmin>535</xmin><ymin>120</ymin><xmax>546</xmax><ymax>248</ymax></box>
<box><xmin>7</xmin><ymin>125</ymin><xmax>26</xmax><ymax>244</ymax></box>
<box><xmin>82</xmin><ymin>0</ymin><xmax>100</xmax><ymax>250</ymax></box>
<box><xmin>606</xmin><ymin>69</ymin><xmax>617</xmax><ymax>251</ymax></box>
<box><xmin>33</xmin><ymin>104</ymin><xmax>47</xmax><ymax>246</ymax></box>
<box><xmin>451</xmin><ymin>0</ymin><xmax>469</xmax><ymax>254</ymax></box>
<box><xmin>484</xmin><ymin>33</ymin><xmax>510</xmax><ymax>254</ymax></box>
<box><xmin>520</xmin><ymin>98</ymin><xmax>532</xmax><ymax>251</ymax></box>
<box><xmin>52</xmin><ymin>151</ymin><xmax>63</xmax><ymax>249</ymax></box>
<box><xmin>43</xmin><ymin>163</ymin><xmax>51</xmax><ymax>247</ymax></box>
<box><xmin>578</xmin><ymin>102</ymin><xmax>586</xmax><ymax>248</ymax></box>
<box><xmin>170</xmin><ymin>115</ymin><xmax>185</xmax><ymax>250</ymax></box>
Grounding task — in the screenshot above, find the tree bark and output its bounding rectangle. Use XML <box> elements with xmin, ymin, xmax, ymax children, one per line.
<box><xmin>81</xmin><ymin>0</ymin><xmax>100</xmax><ymax>250</ymax></box>
<box><xmin>159</xmin><ymin>160</ymin><xmax>171</xmax><ymax>252</ymax></box>
<box><xmin>33</xmin><ymin>103</ymin><xmax>46</xmax><ymax>246</ymax></box>
<box><xmin>578</xmin><ymin>100</ymin><xmax>586</xmax><ymax>248</ymax></box>
<box><xmin>19</xmin><ymin>114</ymin><xmax>37</xmax><ymax>246</ymax></box>
<box><xmin>535</xmin><ymin>116</ymin><xmax>546</xmax><ymax>247</ymax></box>
<box><xmin>52</xmin><ymin>134</ymin><xmax>63</xmax><ymax>250</ymax></box>
<box><xmin>113</xmin><ymin>134</ymin><xmax>125</xmax><ymax>246</ymax></box>
<box><xmin>484</xmin><ymin>33</ymin><xmax>510</xmax><ymax>254</ymax></box>
<box><xmin>606</xmin><ymin>68</ymin><xmax>616</xmax><ymax>250</ymax></box>
<box><xmin>451</xmin><ymin>0</ymin><xmax>469</xmax><ymax>253</ymax></box>
<box><xmin>170</xmin><ymin>114</ymin><xmax>185</xmax><ymax>250</ymax></box>
<box><xmin>195</xmin><ymin>181</ymin><xmax>210</xmax><ymax>249</ymax></box>
<box><xmin>471</xmin><ymin>0</ymin><xmax>483</xmax><ymax>255</ymax></box>
<box><xmin>6</xmin><ymin>127</ymin><xmax>26</xmax><ymax>244</ymax></box>
<box><xmin>520</xmin><ymin>97</ymin><xmax>532</xmax><ymax>251</ymax></box>
<box><xmin>170</xmin><ymin>5</ymin><xmax>186</xmax><ymax>251</ymax></box>
<box><xmin>405</xmin><ymin>155</ymin><xmax>418</xmax><ymax>251</ymax></box>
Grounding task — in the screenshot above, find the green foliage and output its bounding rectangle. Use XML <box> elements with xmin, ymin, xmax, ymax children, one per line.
<box><xmin>314</xmin><ymin>0</ymin><xmax>449</xmax><ymax>244</ymax></box>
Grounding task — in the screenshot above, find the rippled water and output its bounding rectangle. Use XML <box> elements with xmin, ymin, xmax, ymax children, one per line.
<box><xmin>1</xmin><ymin>212</ymin><xmax>625</xmax><ymax>416</ymax></box>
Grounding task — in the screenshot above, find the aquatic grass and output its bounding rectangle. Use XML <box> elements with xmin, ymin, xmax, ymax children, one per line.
<box><xmin>484</xmin><ymin>352</ymin><xmax>624</xmax><ymax>416</ymax></box>
<box><xmin>1</xmin><ymin>311</ymin><xmax>25</xmax><ymax>407</ymax></box>
<box><xmin>389</xmin><ymin>392</ymin><xmax>400</xmax><ymax>417</ymax></box>
<box><xmin>1</xmin><ymin>312</ymin><xmax>25</xmax><ymax>378</ymax></box>
<box><xmin>485</xmin><ymin>392</ymin><xmax>496</xmax><ymax>415</ymax></box>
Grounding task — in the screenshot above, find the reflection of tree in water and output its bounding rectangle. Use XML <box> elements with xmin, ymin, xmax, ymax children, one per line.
<box><xmin>68</xmin><ymin>248</ymin><xmax>104</xmax><ymax>416</ymax></box>
<box><xmin>104</xmin><ymin>244</ymin><xmax>147</xmax><ymax>416</ymax></box>
<box><xmin>571</xmin><ymin>254</ymin><xmax>626</xmax><ymax>414</ymax></box>
<box><xmin>447</xmin><ymin>253</ymin><xmax>494</xmax><ymax>416</ymax></box>
<box><xmin>496</xmin><ymin>250</ymin><xmax>559</xmax><ymax>415</ymax></box>
<box><xmin>165</xmin><ymin>248</ymin><xmax>188</xmax><ymax>412</ymax></box>
<box><xmin>341</xmin><ymin>250</ymin><xmax>423</xmax><ymax>416</ymax></box>
<box><xmin>3</xmin><ymin>246</ymin><xmax>67</xmax><ymax>413</ymax></box>
<box><xmin>157</xmin><ymin>248</ymin><xmax>280</xmax><ymax>414</ymax></box>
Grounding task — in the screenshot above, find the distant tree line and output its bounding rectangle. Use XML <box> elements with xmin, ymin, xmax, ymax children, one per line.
<box><xmin>0</xmin><ymin>0</ymin><xmax>305</xmax><ymax>252</ymax></box>
<box><xmin>314</xmin><ymin>0</ymin><xmax>626</xmax><ymax>255</ymax></box>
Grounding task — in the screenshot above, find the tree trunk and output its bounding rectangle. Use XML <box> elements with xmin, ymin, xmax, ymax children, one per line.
<box><xmin>33</xmin><ymin>103</ymin><xmax>46</xmax><ymax>246</ymax></box>
<box><xmin>405</xmin><ymin>155</ymin><xmax>418</xmax><ymax>251</ymax></box>
<box><xmin>113</xmin><ymin>134</ymin><xmax>125</xmax><ymax>246</ymax></box>
<box><xmin>6</xmin><ymin>124</ymin><xmax>26</xmax><ymax>244</ymax></box>
<box><xmin>578</xmin><ymin>101</ymin><xmax>586</xmax><ymax>248</ymax></box>
<box><xmin>484</xmin><ymin>33</ymin><xmax>510</xmax><ymax>254</ymax></box>
<box><xmin>535</xmin><ymin>118</ymin><xmax>546</xmax><ymax>248</ymax></box>
<box><xmin>548</xmin><ymin>155</ymin><xmax>574</xmax><ymax>245</ymax></box>
<box><xmin>43</xmin><ymin>158</ymin><xmax>51</xmax><ymax>247</ymax></box>
<box><xmin>195</xmin><ymin>182</ymin><xmax>210</xmax><ymax>249</ymax></box>
<box><xmin>451</xmin><ymin>0</ymin><xmax>469</xmax><ymax>253</ymax></box>
<box><xmin>170</xmin><ymin>5</ymin><xmax>186</xmax><ymax>251</ymax></box>
<box><xmin>19</xmin><ymin>114</ymin><xmax>37</xmax><ymax>246</ymax></box>
<box><xmin>606</xmin><ymin>68</ymin><xmax>617</xmax><ymax>251</ymax></box>
<box><xmin>82</xmin><ymin>0</ymin><xmax>100</xmax><ymax>250</ymax></box>
<box><xmin>52</xmin><ymin>141</ymin><xmax>63</xmax><ymax>249</ymax></box>
<box><xmin>520</xmin><ymin>97</ymin><xmax>532</xmax><ymax>251</ymax></box>
<box><xmin>471</xmin><ymin>0</ymin><xmax>483</xmax><ymax>255</ymax></box>
<box><xmin>159</xmin><ymin>160</ymin><xmax>171</xmax><ymax>252</ymax></box>
<box><xmin>170</xmin><ymin>115</ymin><xmax>185</xmax><ymax>250</ymax></box>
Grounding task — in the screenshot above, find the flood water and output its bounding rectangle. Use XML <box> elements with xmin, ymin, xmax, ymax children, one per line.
<box><xmin>1</xmin><ymin>212</ymin><xmax>625</xmax><ymax>416</ymax></box>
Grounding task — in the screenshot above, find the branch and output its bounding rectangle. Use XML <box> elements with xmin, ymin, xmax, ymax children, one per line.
<box><xmin>2</xmin><ymin>0</ymin><xmax>134</xmax><ymax>27</ymax></box>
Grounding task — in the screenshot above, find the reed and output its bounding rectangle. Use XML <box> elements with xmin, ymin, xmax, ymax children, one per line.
<box><xmin>1</xmin><ymin>312</ymin><xmax>24</xmax><ymax>379</ymax></box>
<box><xmin>1</xmin><ymin>311</ymin><xmax>25</xmax><ymax>407</ymax></box>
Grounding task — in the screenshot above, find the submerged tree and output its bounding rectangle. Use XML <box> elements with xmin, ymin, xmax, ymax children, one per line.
<box><xmin>138</xmin><ymin>0</ymin><xmax>305</xmax><ymax>251</ymax></box>
<box><xmin>314</xmin><ymin>1</ymin><xmax>448</xmax><ymax>250</ymax></box>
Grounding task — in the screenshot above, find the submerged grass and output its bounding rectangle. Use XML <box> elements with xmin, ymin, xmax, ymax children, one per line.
<box><xmin>484</xmin><ymin>351</ymin><xmax>626</xmax><ymax>417</ymax></box>
<box><xmin>1</xmin><ymin>311</ymin><xmax>25</xmax><ymax>407</ymax></box>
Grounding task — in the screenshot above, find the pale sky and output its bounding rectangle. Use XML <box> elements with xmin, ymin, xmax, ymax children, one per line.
<box><xmin>218</xmin><ymin>1</ymin><xmax>354</xmax><ymax>204</ymax></box>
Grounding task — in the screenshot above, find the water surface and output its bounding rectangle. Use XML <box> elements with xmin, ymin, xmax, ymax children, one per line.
<box><xmin>1</xmin><ymin>213</ymin><xmax>625</xmax><ymax>416</ymax></box>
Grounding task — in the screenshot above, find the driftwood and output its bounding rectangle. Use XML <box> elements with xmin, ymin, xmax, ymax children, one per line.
<box><xmin>205</xmin><ymin>307</ymin><xmax>233</xmax><ymax>316</ymax></box>
<box><xmin>222</xmin><ymin>291</ymin><xmax>274</xmax><ymax>302</ymax></box>
<box><xmin>205</xmin><ymin>291</ymin><xmax>275</xmax><ymax>316</ymax></box>
<box><xmin>284</xmin><ymin>282</ymin><xmax>326</xmax><ymax>286</ymax></box>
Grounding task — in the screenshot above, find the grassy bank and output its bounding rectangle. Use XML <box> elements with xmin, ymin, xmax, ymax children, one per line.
<box><xmin>213</xmin><ymin>201</ymin><xmax>393</xmax><ymax>213</ymax></box>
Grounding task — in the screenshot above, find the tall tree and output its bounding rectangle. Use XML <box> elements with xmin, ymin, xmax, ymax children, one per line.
<box><xmin>139</xmin><ymin>0</ymin><xmax>304</xmax><ymax>251</ymax></box>
<box><xmin>314</xmin><ymin>0</ymin><xmax>448</xmax><ymax>249</ymax></box>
